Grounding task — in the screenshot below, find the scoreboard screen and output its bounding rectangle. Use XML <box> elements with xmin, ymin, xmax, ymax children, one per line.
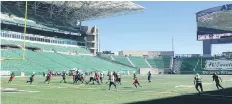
<box><xmin>197</xmin><ymin>4</ymin><xmax>232</xmax><ymax>40</ymax></box>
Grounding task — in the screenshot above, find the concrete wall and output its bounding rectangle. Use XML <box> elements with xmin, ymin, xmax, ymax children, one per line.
<box><xmin>118</xmin><ymin>50</ymin><xmax>174</xmax><ymax>57</ymax></box>
<box><xmin>118</xmin><ymin>50</ymin><xmax>148</xmax><ymax>56</ymax></box>
<box><xmin>139</xmin><ymin>68</ymin><xmax>159</xmax><ymax>74</ymax></box>
<box><xmin>83</xmin><ymin>26</ymin><xmax>98</xmax><ymax>55</ymax></box>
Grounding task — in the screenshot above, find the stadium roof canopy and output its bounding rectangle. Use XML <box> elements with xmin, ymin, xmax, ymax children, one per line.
<box><xmin>1</xmin><ymin>1</ymin><xmax>144</xmax><ymax>27</ymax></box>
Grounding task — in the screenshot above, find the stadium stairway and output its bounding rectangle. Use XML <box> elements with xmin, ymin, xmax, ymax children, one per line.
<box><xmin>172</xmin><ymin>58</ymin><xmax>183</xmax><ymax>74</ymax></box>
<box><xmin>110</xmin><ymin>55</ymin><xmax>115</xmax><ymax>60</ymax></box>
<box><xmin>128</xmin><ymin>56</ymin><xmax>150</xmax><ymax>68</ymax></box>
<box><xmin>97</xmin><ymin>54</ymin><xmax>138</xmax><ymax>69</ymax></box>
<box><xmin>144</xmin><ymin>59</ymin><xmax>152</xmax><ymax>68</ymax></box>
<box><xmin>126</xmin><ymin>57</ymin><xmax>136</xmax><ymax>67</ymax></box>
<box><xmin>146</xmin><ymin>57</ymin><xmax>171</xmax><ymax>69</ymax></box>
<box><xmin>114</xmin><ymin>56</ymin><xmax>134</xmax><ymax>66</ymax></box>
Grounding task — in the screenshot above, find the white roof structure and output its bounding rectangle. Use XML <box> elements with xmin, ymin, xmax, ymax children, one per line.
<box><xmin>1</xmin><ymin>1</ymin><xmax>144</xmax><ymax>27</ymax></box>
<box><xmin>42</xmin><ymin>1</ymin><xmax>145</xmax><ymax>21</ymax></box>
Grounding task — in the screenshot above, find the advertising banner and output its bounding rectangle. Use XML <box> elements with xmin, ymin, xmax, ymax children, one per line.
<box><xmin>0</xmin><ymin>71</ymin><xmax>11</xmax><ymax>76</ymax></box>
<box><xmin>205</xmin><ymin>60</ymin><xmax>232</xmax><ymax>70</ymax></box>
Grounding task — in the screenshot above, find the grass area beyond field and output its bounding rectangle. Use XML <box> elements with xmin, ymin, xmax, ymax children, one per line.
<box><xmin>1</xmin><ymin>75</ymin><xmax>232</xmax><ymax>104</ymax></box>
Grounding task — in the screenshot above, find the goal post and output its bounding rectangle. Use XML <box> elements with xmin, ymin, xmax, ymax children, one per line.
<box><xmin>22</xmin><ymin>1</ymin><xmax>28</xmax><ymax>60</ymax></box>
<box><xmin>1</xmin><ymin>1</ymin><xmax>28</xmax><ymax>61</ymax></box>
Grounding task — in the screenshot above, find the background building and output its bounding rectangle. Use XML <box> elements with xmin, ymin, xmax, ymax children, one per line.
<box><xmin>118</xmin><ymin>50</ymin><xmax>174</xmax><ymax>57</ymax></box>
<box><xmin>81</xmin><ymin>26</ymin><xmax>99</xmax><ymax>54</ymax></box>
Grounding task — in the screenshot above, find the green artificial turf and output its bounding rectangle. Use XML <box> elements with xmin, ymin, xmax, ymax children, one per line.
<box><xmin>1</xmin><ymin>75</ymin><xmax>232</xmax><ymax>104</ymax></box>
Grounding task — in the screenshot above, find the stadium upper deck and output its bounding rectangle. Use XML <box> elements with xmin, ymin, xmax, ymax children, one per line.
<box><xmin>0</xmin><ymin>1</ymin><xmax>144</xmax><ymax>75</ymax></box>
<box><xmin>1</xmin><ymin>1</ymin><xmax>145</xmax><ymax>54</ymax></box>
<box><xmin>1</xmin><ymin>1</ymin><xmax>144</xmax><ymax>29</ymax></box>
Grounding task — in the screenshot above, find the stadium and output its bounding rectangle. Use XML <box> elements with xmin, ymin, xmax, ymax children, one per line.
<box><xmin>1</xmin><ymin>1</ymin><xmax>232</xmax><ymax>104</ymax></box>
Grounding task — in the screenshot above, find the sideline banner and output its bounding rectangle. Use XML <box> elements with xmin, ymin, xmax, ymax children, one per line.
<box><xmin>139</xmin><ymin>68</ymin><xmax>159</xmax><ymax>74</ymax></box>
<box><xmin>202</xmin><ymin>70</ymin><xmax>232</xmax><ymax>75</ymax></box>
<box><xmin>0</xmin><ymin>71</ymin><xmax>11</xmax><ymax>76</ymax></box>
<box><xmin>205</xmin><ymin>60</ymin><xmax>232</xmax><ymax>70</ymax></box>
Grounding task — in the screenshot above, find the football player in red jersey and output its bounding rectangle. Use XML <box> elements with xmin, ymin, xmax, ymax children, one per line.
<box><xmin>133</xmin><ymin>76</ymin><xmax>142</xmax><ymax>88</ymax></box>
<box><xmin>8</xmin><ymin>72</ymin><xmax>15</xmax><ymax>83</ymax></box>
<box><xmin>44</xmin><ymin>72</ymin><xmax>51</xmax><ymax>84</ymax></box>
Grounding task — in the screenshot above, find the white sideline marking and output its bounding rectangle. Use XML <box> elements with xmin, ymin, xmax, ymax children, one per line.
<box><xmin>175</xmin><ymin>85</ymin><xmax>194</xmax><ymax>88</ymax></box>
<box><xmin>9</xmin><ymin>84</ymin><xmax>147</xmax><ymax>92</ymax></box>
<box><xmin>1</xmin><ymin>88</ymin><xmax>17</xmax><ymax>90</ymax></box>
<box><xmin>80</xmin><ymin>88</ymin><xmax>98</xmax><ymax>90</ymax></box>
<box><xmin>1</xmin><ymin>87</ymin><xmax>39</xmax><ymax>93</ymax></box>
<box><xmin>10</xmin><ymin>84</ymin><xmax>66</xmax><ymax>89</ymax></box>
<box><xmin>112</xmin><ymin>89</ymin><xmax>159</xmax><ymax>93</ymax></box>
<box><xmin>28</xmin><ymin>91</ymin><xmax>40</xmax><ymax>92</ymax></box>
<box><xmin>7</xmin><ymin>84</ymin><xmax>177</xmax><ymax>94</ymax></box>
<box><xmin>10</xmin><ymin>84</ymin><xmax>37</xmax><ymax>87</ymax></box>
<box><xmin>118</xmin><ymin>90</ymin><xmax>134</xmax><ymax>92</ymax></box>
<box><xmin>160</xmin><ymin>91</ymin><xmax>171</xmax><ymax>94</ymax></box>
<box><xmin>203</xmin><ymin>83</ymin><xmax>213</xmax><ymax>85</ymax></box>
<box><xmin>9</xmin><ymin>84</ymin><xmax>99</xmax><ymax>90</ymax></box>
<box><xmin>6</xmin><ymin>84</ymin><xmax>187</xmax><ymax>95</ymax></box>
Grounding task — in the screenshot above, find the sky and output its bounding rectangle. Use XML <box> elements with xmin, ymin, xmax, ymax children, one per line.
<box><xmin>83</xmin><ymin>1</ymin><xmax>232</xmax><ymax>55</ymax></box>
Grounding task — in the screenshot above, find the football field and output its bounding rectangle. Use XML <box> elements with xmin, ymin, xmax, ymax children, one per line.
<box><xmin>1</xmin><ymin>75</ymin><xmax>232</xmax><ymax>104</ymax></box>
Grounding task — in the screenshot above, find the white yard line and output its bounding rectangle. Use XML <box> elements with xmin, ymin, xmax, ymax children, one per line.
<box><xmin>9</xmin><ymin>83</ymin><xmax>101</xmax><ymax>90</ymax></box>
<box><xmin>9</xmin><ymin>83</ymin><xmax>160</xmax><ymax>93</ymax></box>
<box><xmin>175</xmin><ymin>85</ymin><xmax>194</xmax><ymax>88</ymax></box>
<box><xmin>9</xmin><ymin>84</ymin><xmax>67</xmax><ymax>89</ymax></box>
<box><xmin>1</xmin><ymin>87</ymin><xmax>39</xmax><ymax>93</ymax></box>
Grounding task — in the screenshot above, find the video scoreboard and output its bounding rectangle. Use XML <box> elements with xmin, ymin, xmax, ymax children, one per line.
<box><xmin>197</xmin><ymin>4</ymin><xmax>232</xmax><ymax>41</ymax></box>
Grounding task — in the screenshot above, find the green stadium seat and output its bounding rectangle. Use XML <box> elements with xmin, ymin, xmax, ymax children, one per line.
<box><xmin>146</xmin><ymin>57</ymin><xmax>171</xmax><ymax>69</ymax></box>
<box><xmin>113</xmin><ymin>56</ymin><xmax>132</xmax><ymax>66</ymax></box>
<box><xmin>1</xmin><ymin>47</ymin><xmax>138</xmax><ymax>75</ymax></box>
<box><xmin>1</xmin><ymin>49</ymin><xmax>48</xmax><ymax>76</ymax></box>
<box><xmin>129</xmin><ymin>56</ymin><xmax>150</xmax><ymax>68</ymax></box>
<box><xmin>1</xmin><ymin>39</ymin><xmax>91</xmax><ymax>54</ymax></box>
<box><xmin>179</xmin><ymin>57</ymin><xmax>213</xmax><ymax>74</ymax></box>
